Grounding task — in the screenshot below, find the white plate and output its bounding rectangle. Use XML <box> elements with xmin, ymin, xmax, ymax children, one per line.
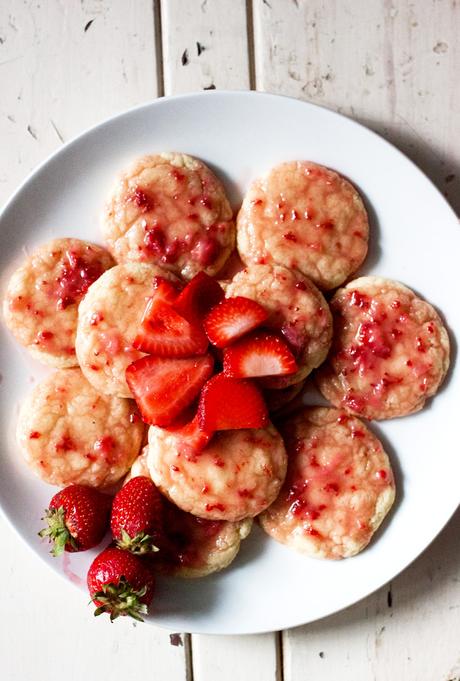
<box><xmin>0</xmin><ymin>91</ymin><xmax>458</xmax><ymax>635</ymax></box>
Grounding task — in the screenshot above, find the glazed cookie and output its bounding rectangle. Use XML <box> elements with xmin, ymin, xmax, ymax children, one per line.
<box><xmin>316</xmin><ymin>277</ymin><xmax>450</xmax><ymax>419</ymax></box>
<box><xmin>76</xmin><ymin>262</ymin><xmax>179</xmax><ymax>398</ymax></box>
<box><xmin>159</xmin><ymin>500</ymin><xmax>252</xmax><ymax>578</ymax></box>
<box><xmin>259</xmin><ymin>407</ymin><xmax>395</xmax><ymax>559</ymax></box>
<box><xmin>101</xmin><ymin>153</ymin><xmax>235</xmax><ymax>279</ymax></box>
<box><xmin>225</xmin><ymin>263</ymin><xmax>332</xmax><ymax>388</ymax></box>
<box><xmin>147</xmin><ymin>424</ymin><xmax>287</xmax><ymax>522</ymax></box>
<box><xmin>126</xmin><ymin>449</ymin><xmax>252</xmax><ymax>578</ymax></box>
<box><xmin>17</xmin><ymin>368</ymin><xmax>144</xmax><ymax>488</ymax></box>
<box><xmin>237</xmin><ymin>161</ymin><xmax>369</xmax><ymax>290</ymax></box>
<box><xmin>3</xmin><ymin>238</ymin><xmax>114</xmax><ymax>367</ymax></box>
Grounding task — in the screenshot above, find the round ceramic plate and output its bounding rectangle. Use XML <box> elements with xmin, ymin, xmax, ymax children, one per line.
<box><xmin>0</xmin><ymin>91</ymin><xmax>458</xmax><ymax>635</ymax></box>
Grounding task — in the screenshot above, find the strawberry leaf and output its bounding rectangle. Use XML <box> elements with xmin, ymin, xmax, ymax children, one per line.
<box><xmin>91</xmin><ymin>576</ymin><xmax>149</xmax><ymax>622</ymax></box>
<box><xmin>38</xmin><ymin>506</ymin><xmax>77</xmax><ymax>557</ymax></box>
<box><xmin>116</xmin><ymin>528</ymin><xmax>160</xmax><ymax>555</ymax></box>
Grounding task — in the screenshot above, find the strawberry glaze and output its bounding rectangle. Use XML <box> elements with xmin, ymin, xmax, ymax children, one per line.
<box><xmin>260</xmin><ymin>408</ymin><xmax>395</xmax><ymax>559</ymax></box>
<box><xmin>225</xmin><ymin>263</ymin><xmax>332</xmax><ymax>389</ymax></box>
<box><xmin>55</xmin><ymin>249</ymin><xmax>105</xmax><ymax>310</ymax></box>
<box><xmin>316</xmin><ymin>278</ymin><xmax>450</xmax><ymax>419</ymax></box>
<box><xmin>236</xmin><ymin>161</ymin><xmax>369</xmax><ymax>290</ymax></box>
<box><xmin>158</xmin><ymin>498</ymin><xmax>224</xmax><ymax>571</ymax></box>
<box><xmin>3</xmin><ymin>239</ymin><xmax>113</xmax><ymax>367</ymax></box>
<box><xmin>148</xmin><ymin>423</ymin><xmax>287</xmax><ymax>521</ymax></box>
<box><xmin>102</xmin><ymin>155</ymin><xmax>235</xmax><ymax>279</ymax></box>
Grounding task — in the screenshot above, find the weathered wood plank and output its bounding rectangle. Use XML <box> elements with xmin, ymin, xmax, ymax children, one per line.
<box><xmin>0</xmin><ymin>0</ymin><xmax>159</xmax><ymax>204</ymax></box>
<box><xmin>253</xmin><ymin>0</ymin><xmax>460</xmax><ymax>214</ymax></box>
<box><xmin>161</xmin><ymin>1</ymin><xmax>277</xmax><ymax>675</ymax></box>
<box><xmin>253</xmin><ymin>1</ymin><xmax>460</xmax><ymax>678</ymax></box>
<box><xmin>0</xmin><ymin>2</ymin><xmax>186</xmax><ymax>678</ymax></box>
<box><xmin>283</xmin><ymin>508</ymin><xmax>460</xmax><ymax>681</ymax></box>
<box><xmin>161</xmin><ymin>0</ymin><xmax>252</xmax><ymax>94</ymax></box>
<box><xmin>2</xmin><ymin>527</ymin><xmax>188</xmax><ymax>681</ymax></box>
<box><xmin>192</xmin><ymin>632</ymin><xmax>281</xmax><ymax>681</ymax></box>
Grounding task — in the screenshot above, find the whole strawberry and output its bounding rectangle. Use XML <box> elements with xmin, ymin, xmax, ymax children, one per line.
<box><xmin>39</xmin><ymin>484</ymin><xmax>111</xmax><ymax>556</ymax></box>
<box><xmin>111</xmin><ymin>476</ymin><xmax>164</xmax><ymax>554</ymax></box>
<box><xmin>87</xmin><ymin>546</ymin><xmax>155</xmax><ymax>621</ymax></box>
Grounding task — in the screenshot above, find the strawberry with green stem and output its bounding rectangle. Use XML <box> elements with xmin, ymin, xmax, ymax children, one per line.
<box><xmin>39</xmin><ymin>484</ymin><xmax>111</xmax><ymax>556</ymax></box>
<box><xmin>111</xmin><ymin>476</ymin><xmax>164</xmax><ymax>555</ymax></box>
<box><xmin>87</xmin><ymin>546</ymin><xmax>155</xmax><ymax>622</ymax></box>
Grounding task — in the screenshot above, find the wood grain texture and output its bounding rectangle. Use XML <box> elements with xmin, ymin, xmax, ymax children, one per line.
<box><xmin>253</xmin><ymin>0</ymin><xmax>460</xmax><ymax>215</ymax></box>
<box><xmin>161</xmin><ymin>0</ymin><xmax>252</xmax><ymax>93</ymax></box>
<box><xmin>2</xmin><ymin>528</ymin><xmax>188</xmax><ymax>681</ymax></box>
<box><xmin>0</xmin><ymin>0</ymin><xmax>159</xmax><ymax>204</ymax></box>
<box><xmin>192</xmin><ymin>633</ymin><xmax>281</xmax><ymax>681</ymax></box>
<box><xmin>161</xmin><ymin>2</ymin><xmax>278</xmax><ymax>675</ymax></box>
<box><xmin>1</xmin><ymin>0</ymin><xmax>460</xmax><ymax>679</ymax></box>
<box><xmin>252</xmin><ymin>1</ymin><xmax>460</xmax><ymax>678</ymax></box>
<box><xmin>0</xmin><ymin>2</ymin><xmax>187</xmax><ymax>678</ymax></box>
<box><xmin>283</xmin><ymin>508</ymin><xmax>460</xmax><ymax>681</ymax></box>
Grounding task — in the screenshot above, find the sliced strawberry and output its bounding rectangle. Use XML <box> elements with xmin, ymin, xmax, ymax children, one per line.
<box><xmin>133</xmin><ymin>293</ymin><xmax>208</xmax><ymax>357</ymax></box>
<box><xmin>152</xmin><ymin>277</ymin><xmax>181</xmax><ymax>304</ymax></box>
<box><xmin>175</xmin><ymin>272</ymin><xmax>225</xmax><ymax>327</ymax></box>
<box><xmin>126</xmin><ymin>355</ymin><xmax>214</xmax><ymax>426</ymax></box>
<box><xmin>198</xmin><ymin>373</ymin><xmax>268</xmax><ymax>431</ymax></box>
<box><xmin>223</xmin><ymin>331</ymin><xmax>298</xmax><ymax>378</ymax></box>
<box><xmin>165</xmin><ymin>413</ymin><xmax>212</xmax><ymax>461</ymax></box>
<box><xmin>204</xmin><ymin>296</ymin><xmax>269</xmax><ymax>348</ymax></box>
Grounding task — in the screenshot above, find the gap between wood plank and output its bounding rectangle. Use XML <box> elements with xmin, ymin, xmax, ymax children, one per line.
<box><xmin>154</xmin><ymin>0</ymin><xmax>165</xmax><ymax>96</ymax></box>
<box><xmin>276</xmin><ymin>631</ymin><xmax>285</xmax><ymax>681</ymax></box>
<box><xmin>153</xmin><ymin>6</ymin><xmax>191</xmax><ymax>678</ymax></box>
<box><xmin>155</xmin><ymin>4</ymin><xmax>277</xmax><ymax>678</ymax></box>
<box><xmin>185</xmin><ymin>633</ymin><xmax>194</xmax><ymax>681</ymax></box>
<box><xmin>246</xmin><ymin>0</ymin><xmax>257</xmax><ymax>90</ymax></box>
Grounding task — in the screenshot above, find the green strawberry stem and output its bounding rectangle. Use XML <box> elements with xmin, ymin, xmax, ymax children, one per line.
<box><xmin>92</xmin><ymin>577</ymin><xmax>149</xmax><ymax>622</ymax></box>
<box><xmin>38</xmin><ymin>506</ymin><xmax>77</xmax><ymax>557</ymax></box>
<box><xmin>116</xmin><ymin>528</ymin><xmax>160</xmax><ymax>556</ymax></box>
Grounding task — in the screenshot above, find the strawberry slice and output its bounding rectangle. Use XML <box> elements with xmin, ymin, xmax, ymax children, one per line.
<box><xmin>133</xmin><ymin>287</ymin><xmax>208</xmax><ymax>357</ymax></box>
<box><xmin>223</xmin><ymin>331</ymin><xmax>298</xmax><ymax>378</ymax></box>
<box><xmin>152</xmin><ymin>277</ymin><xmax>181</xmax><ymax>304</ymax></box>
<box><xmin>204</xmin><ymin>296</ymin><xmax>269</xmax><ymax>348</ymax></box>
<box><xmin>176</xmin><ymin>272</ymin><xmax>225</xmax><ymax>327</ymax></box>
<box><xmin>165</xmin><ymin>413</ymin><xmax>212</xmax><ymax>461</ymax></box>
<box><xmin>198</xmin><ymin>373</ymin><xmax>269</xmax><ymax>431</ymax></box>
<box><xmin>126</xmin><ymin>355</ymin><xmax>214</xmax><ymax>426</ymax></box>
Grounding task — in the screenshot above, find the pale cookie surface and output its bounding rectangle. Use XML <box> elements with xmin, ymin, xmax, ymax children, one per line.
<box><xmin>226</xmin><ymin>263</ymin><xmax>332</xmax><ymax>388</ymax></box>
<box><xmin>127</xmin><ymin>449</ymin><xmax>252</xmax><ymax>578</ymax></box>
<box><xmin>259</xmin><ymin>407</ymin><xmax>395</xmax><ymax>559</ymax></box>
<box><xmin>101</xmin><ymin>153</ymin><xmax>235</xmax><ymax>279</ymax></box>
<box><xmin>76</xmin><ymin>262</ymin><xmax>179</xmax><ymax>398</ymax></box>
<box><xmin>17</xmin><ymin>368</ymin><xmax>144</xmax><ymax>488</ymax></box>
<box><xmin>236</xmin><ymin>161</ymin><xmax>369</xmax><ymax>290</ymax></box>
<box><xmin>147</xmin><ymin>424</ymin><xmax>287</xmax><ymax>522</ymax></box>
<box><xmin>3</xmin><ymin>238</ymin><xmax>114</xmax><ymax>367</ymax></box>
<box><xmin>316</xmin><ymin>276</ymin><xmax>450</xmax><ymax>420</ymax></box>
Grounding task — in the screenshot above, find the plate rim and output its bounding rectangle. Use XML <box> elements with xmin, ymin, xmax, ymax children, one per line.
<box><xmin>0</xmin><ymin>89</ymin><xmax>458</xmax><ymax>635</ymax></box>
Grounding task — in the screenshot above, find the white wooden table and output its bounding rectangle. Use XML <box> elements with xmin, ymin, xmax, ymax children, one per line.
<box><xmin>1</xmin><ymin>2</ymin><xmax>459</xmax><ymax>679</ymax></box>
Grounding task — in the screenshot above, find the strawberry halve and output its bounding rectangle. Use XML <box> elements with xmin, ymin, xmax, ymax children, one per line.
<box><xmin>225</xmin><ymin>263</ymin><xmax>332</xmax><ymax>388</ymax></box>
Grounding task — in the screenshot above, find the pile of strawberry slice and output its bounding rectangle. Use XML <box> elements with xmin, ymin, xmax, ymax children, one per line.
<box><xmin>125</xmin><ymin>272</ymin><xmax>299</xmax><ymax>452</ymax></box>
<box><xmin>38</xmin><ymin>273</ymin><xmax>300</xmax><ymax>623</ymax></box>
